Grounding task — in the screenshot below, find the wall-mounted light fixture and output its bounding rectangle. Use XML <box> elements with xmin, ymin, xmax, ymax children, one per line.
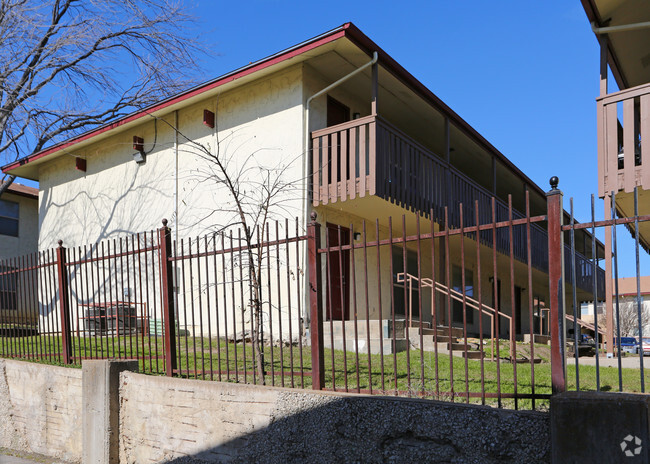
<box><xmin>353</xmin><ymin>112</ymin><xmax>361</xmax><ymax>119</ymax></box>
<box><xmin>75</xmin><ymin>157</ymin><xmax>86</xmax><ymax>172</ymax></box>
<box><xmin>354</xmin><ymin>232</ymin><xmax>361</xmax><ymax>241</ymax></box>
<box><xmin>203</xmin><ymin>109</ymin><xmax>215</xmax><ymax>128</ymax></box>
<box><xmin>133</xmin><ymin>136</ymin><xmax>146</xmax><ymax>164</ymax></box>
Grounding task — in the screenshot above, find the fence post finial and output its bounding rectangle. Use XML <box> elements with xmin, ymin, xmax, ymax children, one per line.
<box><xmin>549</xmin><ymin>176</ymin><xmax>559</xmax><ymax>190</ymax></box>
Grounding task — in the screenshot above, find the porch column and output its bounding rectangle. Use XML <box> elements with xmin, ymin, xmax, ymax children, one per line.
<box><xmin>604</xmin><ymin>194</ymin><xmax>614</xmax><ymax>355</ymax></box>
<box><xmin>371</xmin><ymin>61</ymin><xmax>378</xmax><ymax>115</ymax></box>
<box><xmin>599</xmin><ymin>35</ymin><xmax>614</xmax><ymax>356</ymax></box>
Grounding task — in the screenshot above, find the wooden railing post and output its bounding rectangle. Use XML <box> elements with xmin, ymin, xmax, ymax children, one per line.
<box><xmin>56</xmin><ymin>240</ymin><xmax>72</xmax><ymax>364</ymax></box>
<box><xmin>307</xmin><ymin>212</ymin><xmax>324</xmax><ymax>390</ymax></box>
<box><xmin>158</xmin><ymin>219</ymin><xmax>177</xmax><ymax>377</ymax></box>
<box><xmin>546</xmin><ymin>176</ymin><xmax>566</xmax><ymax>393</ymax></box>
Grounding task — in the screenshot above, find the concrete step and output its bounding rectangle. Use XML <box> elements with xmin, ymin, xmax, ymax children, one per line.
<box><xmin>461</xmin><ymin>350</ymin><xmax>485</xmax><ymax>360</ymax></box>
<box><xmin>407</xmin><ymin>328</ymin><xmax>457</xmax><ymax>344</ymax></box>
<box><xmin>322</xmin><ymin>319</ymin><xmax>406</xmax><ymax>339</ymax></box>
<box><xmin>323</xmin><ymin>336</ymin><xmax>408</xmax><ymax>355</ymax></box>
<box><xmin>418</xmin><ymin>326</ymin><xmax>465</xmax><ymax>338</ymax></box>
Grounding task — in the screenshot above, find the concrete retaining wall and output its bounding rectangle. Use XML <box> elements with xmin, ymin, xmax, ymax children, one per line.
<box><xmin>0</xmin><ymin>359</ymin><xmax>82</xmax><ymax>463</ymax></box>
<box><xmin>0</xmin><ymin>359</ymin><xmax>551</xmax><ymax>463</ymax></box>
<box><xmin>119</xmin><ymin>372</ymin><xmax>550</xmax><ymax>463</ymax></box>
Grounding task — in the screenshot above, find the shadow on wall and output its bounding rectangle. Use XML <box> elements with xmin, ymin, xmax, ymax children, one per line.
<box><xmin>150</xmin><ymin>393</ymin><xmax>550</xmax><ymax>464</ymax></box>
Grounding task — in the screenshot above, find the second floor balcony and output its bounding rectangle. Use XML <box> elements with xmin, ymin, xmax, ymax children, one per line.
<box><xmin>311</xmin><ymin>114</ymin><xmax>605</xmax><ymax>296</ymax></box>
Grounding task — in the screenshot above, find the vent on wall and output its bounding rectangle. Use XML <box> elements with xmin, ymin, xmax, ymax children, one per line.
<box><xmin>203</xmin><ymin>110</ymin><xmax>215</xmax><ymax>129</ymax></box>
<box><xmin>75</xmin><ymin>157</ymin><xmax>86</xmax><ymax>172</ymax></box>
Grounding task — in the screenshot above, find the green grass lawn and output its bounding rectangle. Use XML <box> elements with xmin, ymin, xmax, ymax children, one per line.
<box><xmin>2</xmin><ymin>333</ymin><xmax>649</xmax><ymax>411</ymax></box>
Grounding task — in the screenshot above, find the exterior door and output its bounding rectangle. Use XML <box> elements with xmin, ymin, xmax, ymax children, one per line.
<box><xmin>515</xmin><ymin>286</ymin><xmax>522</xmax><ymax>336</ymax></box>
<box><xmin>326</xmin><ymin>97</ymin><xmax>351</xmax><ymax>187</ymax></box>
<box><xmin>326</xmin><ymin>223</ymin><xmax>350</xmax><ymax>320</ymax></box>
<box><xmin>327</xmin><ymin>96</ymin><xmax>350</xmax><ymax>127</ymax></box>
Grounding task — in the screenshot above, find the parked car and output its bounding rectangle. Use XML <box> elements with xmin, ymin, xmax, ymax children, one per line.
<box><xmin>638</xmin><ymin>338</ymin><xmax>650</xmax><ymax>356</ymax></box>
<box><xmin>614</xmin><ymin>337</ymin><xmax>638</xmax><ymax>354</ymax></box>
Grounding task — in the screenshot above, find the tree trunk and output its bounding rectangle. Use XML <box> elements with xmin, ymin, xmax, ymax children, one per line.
<box><xmin>0</xmin><ymin>175</ymin><xmax>16</xmax><ymax>197</ymax></box>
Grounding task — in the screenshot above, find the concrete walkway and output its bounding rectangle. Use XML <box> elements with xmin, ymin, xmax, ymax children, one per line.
<box><xmin>566</xmin><ymin>354</ymin><xmax>647</xmax><ymax>368</ymax></box>
<box><xmin>0</xmin><ymin>449</ymin><xmax>64</xmax><ymax>464</ymax></box>
<box><xmin>0</xmin><ymin>456</ymin><xmax>41</xmax><ymax>464</ymax></box>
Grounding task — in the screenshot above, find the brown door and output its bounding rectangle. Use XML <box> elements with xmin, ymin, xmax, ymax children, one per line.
<box><xmin>326</xmin><ymin>223</ymin><xmax>350</xmax><ymax>320</ymax></box>
<box><xmin>327</xmin><ymin>96</ymin><xmax>350</xmax><ymax>127</ymax></box>
<box><xmin>326</xmin><ymin>97</ymin><xmax>350</xmax><ymax>186</ymax></box>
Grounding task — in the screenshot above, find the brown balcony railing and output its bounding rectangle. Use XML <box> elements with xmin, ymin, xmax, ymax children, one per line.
<box><xmin>310</xmin><ymin>115</ymin><xmax>605</xmax><ymax>295</ymax></box>
<box><xmin>597</xmin><ymin>82</ymin><xmax>650</xmax><ymax>197</ymax></box>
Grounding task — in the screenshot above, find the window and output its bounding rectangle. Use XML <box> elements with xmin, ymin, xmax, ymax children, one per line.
<box><xmin>0</xmin><ymin>265</ymin><xmax>17</xmax><ymax>310</ymax></box>
<box><xmin>0</xmin><ymin>199</ymin><xmax>19</xmax><ymax>237</ymax></box>
<box><xmin>452</xmin><ymin>265</ymin><xmax>474</xmax><ymax>325</ymax></box>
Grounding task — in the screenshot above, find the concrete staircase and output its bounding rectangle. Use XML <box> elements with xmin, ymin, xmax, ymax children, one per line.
<box><xmin>408</xmin><ymin>326</ymin><xmax>486</xmax><ymax>359</ymax></box>
<box><xmin>322</xmin><ymin>320</ymin><xmax>486</xmax><ymax>359</ymax></box>
<box><xmin>322</xmin><ymin>319</ymin><xmax>408</xmax><ymax>354</ymax></box>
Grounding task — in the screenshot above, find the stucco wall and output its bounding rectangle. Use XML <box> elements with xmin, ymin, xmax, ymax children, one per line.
<box><xmin>119</xmin><ymin>370</ymin><xmax>550</xmax><ymax>463</ymax></box>
<box><xmin>0</xmin><ymin>190</ymin><xmax>39</xmax><ymax>324</ymax></box>
<box><xmin>34</xmin><ymin>65</ymin><xmax>309</xmax><ymax>338</ymax></box>
<box><xmin>0</xmin><ymin>191</ymin><xmax>38</xmax><ymax>259</ymax></box>
<box><xmin>38</xmin><ymin>64</ymin><xmax>306</xmax><ymax>249</ymax></box>
<box><xmin>315</xmin><ymin>204</ymin><xmax>545</xmax><ymax>337</ymax></box>
<box><xmin>0</xmin><ymin>359</ymin><xmax>82</xmax><ymax>463</ymax></box>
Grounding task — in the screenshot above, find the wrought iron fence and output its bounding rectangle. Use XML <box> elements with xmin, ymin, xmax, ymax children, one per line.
<box><xmin>3</xmin><ymin>183</ymin><xmax>639</xmax><ymax>411</ymax></box>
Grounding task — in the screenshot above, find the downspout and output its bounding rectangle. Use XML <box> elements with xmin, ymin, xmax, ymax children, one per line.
<box><xmin>591</xmin><ymin>21</ymin><xmax>650</xmax><ymax>34</ymax></box>
<box><xmin>174</xmin><ymin>110</ymin><xmax>179</xmax><ymax>248</ymax></box>
<box><xmin>301</xmin><ymin>51</ymin><xmax>378</xmax><ymax>331</ymax></box>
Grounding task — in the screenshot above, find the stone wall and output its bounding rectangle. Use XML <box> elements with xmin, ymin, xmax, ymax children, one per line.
<box><xmin>0</xmin><ymin>359</ymin><xmax>82</xmax><ymax>463</ymax></box>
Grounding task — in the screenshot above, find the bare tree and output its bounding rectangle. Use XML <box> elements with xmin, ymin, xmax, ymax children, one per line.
<box><xmin>159</xmin><ymin>111</ymin><xmax>301</xmax><ymax>385</ymax></box>
<box><xmin>0</xmin><ymin>0</ymin><xmax>202</xmax><ymax>195</ymax></box>
<box><xmin>616</xmin><ymin>299</ymin><xmax>650</xmax><ymax>337</ymax></box>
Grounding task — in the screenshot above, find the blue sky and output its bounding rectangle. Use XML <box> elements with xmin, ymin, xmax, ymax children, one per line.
<box><xmin>192</xmin><ymin>1</ymin><xmax>650</xmax><ymax>277</ymax></box>
<box><xmin>193</xmin><ymin>1</ymin><xmax>598</xmax><ymax>203</ymax></box>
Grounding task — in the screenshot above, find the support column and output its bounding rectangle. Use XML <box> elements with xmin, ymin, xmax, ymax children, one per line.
<box><xmin>604</xmin><ymin>194</ymin><xmax>614</xmax><ymax>355</ymax></box>
<box><xmin>82</xmin><ymin>359</ymin><xmax>138</xmax><ymax>464</ymax></box>
<box><xmin>371</xmin><ymin>62</ymin><xmax>378</xmax><ymax>116</ymax></box>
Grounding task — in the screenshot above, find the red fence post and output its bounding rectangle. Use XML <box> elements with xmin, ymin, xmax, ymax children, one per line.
<box><xmin>546</xmin><ymin>177</ymin><xmax>566</xmax><ymax>393</ymax></box>
<box><xmin>158</xmin><ymin>219</ymin><xmax>177</xmax><ymax>377</ymax></box>
<box><xmin>56</xmin><ymin>240</ymin><xmax>72</xmax><ymax>364</ymax></box>
<box><xmin>308</xmin><ymin>212</ymin><xmax>324</xmax><ymax>390</ymax></box>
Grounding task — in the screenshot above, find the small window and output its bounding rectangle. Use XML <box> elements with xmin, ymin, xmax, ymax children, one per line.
<box><xmin>0</xmin><ymin>199</ymin><xmax>19</xmax><ymax>237</ymax></box>
<box><xmin>0</xmin><ymin>265</ymin><xmax>17</xmax><ymax>310</ymax></box>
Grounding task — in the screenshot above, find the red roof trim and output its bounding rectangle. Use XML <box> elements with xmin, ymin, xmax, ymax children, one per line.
<box><xmin>2</xmin><ymin>24</ymin><xmax>351</xmax><ymax>173</ymax></box>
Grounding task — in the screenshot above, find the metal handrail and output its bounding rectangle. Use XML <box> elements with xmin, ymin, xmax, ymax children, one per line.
<box><xmin>396</xmin><ymin>272</ymin><xmax>517</xmax><ymax>360</ymax></box>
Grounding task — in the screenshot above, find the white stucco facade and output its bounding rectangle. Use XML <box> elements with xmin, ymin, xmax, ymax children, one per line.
<box><xmin>38</xmin><ymin>65</ymin><xmax>307</xmax><ymax>249</ymax></box>
<box><xmin>0</xmin><ymin>188</ymin><xmax>38</xmax><ymax>259</ymax></box>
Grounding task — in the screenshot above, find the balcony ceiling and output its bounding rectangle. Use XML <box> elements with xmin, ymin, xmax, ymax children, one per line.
<box><xmin>585</xmin><ymin>0</ymin><xmax>650</xmax><ymax>88</ymax></box>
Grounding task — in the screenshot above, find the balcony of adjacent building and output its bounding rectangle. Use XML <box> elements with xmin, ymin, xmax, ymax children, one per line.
<box><xmin>588</xmin><ymin>0</ymin><xmax>650</xmax><ymax>250</ymax></box>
